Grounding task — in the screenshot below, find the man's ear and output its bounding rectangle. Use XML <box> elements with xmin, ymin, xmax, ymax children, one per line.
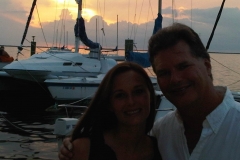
<box><xmin>204</xmin><ymin>58</ymin><xmax>212</xmax><ymax>77</ymax></box>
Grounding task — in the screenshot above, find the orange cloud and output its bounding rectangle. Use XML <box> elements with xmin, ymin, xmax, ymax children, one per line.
<box><xmin>1</xmin><ymin>13</ymin><xmax>27</xmax><ymax>25</ymax></box>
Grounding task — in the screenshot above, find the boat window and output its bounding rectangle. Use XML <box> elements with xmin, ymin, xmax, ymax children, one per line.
<box><xmin>74</xmin><ymin>63</ymin><xmax>82</xmax><ymax>66</ymax></box>
<box><xmin>63</xmin><ymin>62</ymin><xmax>72</xmax><ymax>66</ymax></box>
<box><xmin>36</xmin><ymin>57</ymin><xmax>47</xmax><ymax>59</ymax></box>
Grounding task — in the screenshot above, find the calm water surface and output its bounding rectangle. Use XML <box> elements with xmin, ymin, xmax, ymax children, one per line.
<box><xmin>211</xmin><ymin>53</ymin><xmax>240</xmax><ymax>91</ymax></box>
<box><xmin>1</xmin><ymin>112</ymin><xmax>60</xmax><ymax>159</ymax></box>
<box><xmin>0</xmin><ymin>111</ymin><xmax>83</xmax><ymax>160</ymax></box>
<box><xmin>1</xmin><ymin>48</ymin><xmax>240</xmax><ymax>159</ymax></box>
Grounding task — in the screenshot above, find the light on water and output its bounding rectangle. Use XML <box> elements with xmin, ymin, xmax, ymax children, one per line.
<box><xmin>1</xmin><ymin>47</ymin><xmax>240</xmax><ymax>159</ymax></box>
<box><xmin>211</xmin><ymin>53</ymin><xmax>240</xmax><ymax>91</ymax></box>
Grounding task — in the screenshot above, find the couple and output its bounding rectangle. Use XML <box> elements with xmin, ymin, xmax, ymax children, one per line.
<box><xmin>59</xmin><ymin>23</ymin><xmax>240</xmax><ymax>160</ymax></box>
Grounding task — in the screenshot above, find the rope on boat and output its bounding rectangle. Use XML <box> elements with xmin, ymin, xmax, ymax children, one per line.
<box><xmin>68</xmin><ymin>93</ymin><xmax>94</xmax><ymax>105</ymax></box>
<box><xmin>36</xmin><ymin>4</ymin><xmax>48</xmax><ymax>48</ymax></box>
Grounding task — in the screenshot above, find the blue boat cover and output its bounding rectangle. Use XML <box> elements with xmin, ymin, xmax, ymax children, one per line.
<box><xmin>126</xmin><ymin>51</ymin><xmax>151</xmax><ymax>68</ymax></box>
<box><xmin>153</xmin><ymin>13</ymin><xmax>163</xmax><ymax>35</ymax></box>
<box><xmin>126</xmin><ymin>13</ymin><xmax>162</xmax><ymax>68</ymax></box>
<box><xmin>74</xmin><ymin>17</ymin><xmax>100</xmax><ymax>49</ymax></box>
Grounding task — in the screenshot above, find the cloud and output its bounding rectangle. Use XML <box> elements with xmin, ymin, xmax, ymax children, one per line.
<box><xmin>0</xmin><ymin>5</ymin><xmax>240</xmax><ymax>53</ymax></box>
<box><xmin>161</xmin><ymin>7</ymin><xmax>240</xmax><ymax>52</ymax></box>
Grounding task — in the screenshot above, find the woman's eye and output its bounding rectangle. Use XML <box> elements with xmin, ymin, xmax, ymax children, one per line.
<box><xmin>114</xmin><ymin>93</ymin><xmax>126</xmax><ymax>99</ymax></box>
<box><xmin>134</xmin><ymin>89</ymin><xmax>145</xmax><ymax>95</ymax></box>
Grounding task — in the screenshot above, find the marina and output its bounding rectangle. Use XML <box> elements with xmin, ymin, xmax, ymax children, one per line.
<box><xmin>1</xmin><ymin>0</ymin><xmax>240</xmax><ymax>159</ymax></box>
<box><xmin>1</xmin><ymin>52</ymin><xmax>240</xmax><ymax>159</ymax></box>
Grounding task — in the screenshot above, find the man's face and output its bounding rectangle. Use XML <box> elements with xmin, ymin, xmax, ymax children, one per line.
<box><xmin>153</xmin><ymin>40</ymin><xmax>212</xmax><ymax>111</ymax></box>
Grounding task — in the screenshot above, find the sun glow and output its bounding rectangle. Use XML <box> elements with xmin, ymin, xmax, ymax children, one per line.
<box><xmin>82</xmin><ymin>8</ymin><xmax>96</xmax><ymax>21</ymax></box>
<box><xmin>178</xmin><ymin>7</ymin><xmax>187</xmax><ymax>12</ymax></box>
<box><xmin>28</xmin><ymin>0</ymin><xmax>97</xmax><ymax>28</ymax></box>
<box><xmin>56</xmin><ymin>0</ymin><xmax>67</xmax><ymax>3</ymax></box>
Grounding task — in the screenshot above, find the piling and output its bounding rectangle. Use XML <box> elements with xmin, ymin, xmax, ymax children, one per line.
<box><xmin>31</xmin><ymin>36</ymin><xmax>36</xmax><ymax>56</ymax></box>
<box><xmin>125</xmin><ymin>39</ymin><xmax>133</xmax><ymax>58</ymax></box>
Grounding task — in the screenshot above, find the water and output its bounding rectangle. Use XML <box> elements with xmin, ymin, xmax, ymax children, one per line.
<box><xmin>211</xmin><ymin>53</ymin><xmax>240</xmax><ymax>91</ymax></box>
<box><xmin>0</xmin><ymin>113</ymin><xmax>58</xmax><ymax>160</ymax></box>
<box><xmin>1</xmin><ymin>47</ymin><xmax>240</xmax><ymax>159</ymax></box>
<box><xmin>0</xmin><ymin>110</ymin><xmax>83</xmax><ymax>160</ymax></box>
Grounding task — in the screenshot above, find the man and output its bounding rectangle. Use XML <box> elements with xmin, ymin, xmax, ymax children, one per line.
<box><xmin>149</xmin><ymin>23</ymin><xmax>240</xmax><ymax>159</ymax></box>
<box><xmin>59</xmin><ymin>23</ymin><xmax>240</xmax><ymax>160</ymax></box>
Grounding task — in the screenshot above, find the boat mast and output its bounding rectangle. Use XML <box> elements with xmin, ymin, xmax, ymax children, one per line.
<box><xmin>74</xmin><ymin>0</ymin><xmax>82</xmax><ymax>53</ymax></box>
<box><xmin>96</xmin><ymin>18</ymin><xmax>98</xmax><ymax>42</ymax></box>
<box><xmin>159</xmin><ymin>0</ymin><xmax>162</xmax><ymax>14</ymax></box>
<box><xmin>172</xmin><ymin>0</ymin><xmax>174</xmax><ymax>23</ymax></box>
<box><xmin>17</xmin><ymin>0</ymin><xmax>37</xmax><ymax>60</ymax></box>
<box><xmin>117</xmin><ymin>15</ymin><xmax>118</xmax><ymax>54</ymax></box>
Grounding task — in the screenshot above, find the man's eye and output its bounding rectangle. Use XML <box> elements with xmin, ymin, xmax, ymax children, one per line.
<box><xmin>179</xmin><ymin>66</ymin><xmax>188</xmax><ymax>70</ymax></box>
<box><xmin>157</xmin><ymin>71</ymin><xmax>169</xmax><ymax>77</ymax></box>
<box><xmin>179</xmin><ymin>63</ymin><xmax>190</xmax><ymax>70</ymax></box>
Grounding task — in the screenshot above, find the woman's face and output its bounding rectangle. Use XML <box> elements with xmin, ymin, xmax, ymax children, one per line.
<box><xmin>110</xmin><ymin>70</ymin><xmax>151</xmax><ymax>127</ymax></box>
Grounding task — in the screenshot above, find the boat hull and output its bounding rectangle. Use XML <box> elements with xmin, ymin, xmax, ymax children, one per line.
<box><xmin>45</xmin><ymin>75</ymin><xmax>159</xmax><ymax>103</ymax></box>
<box><xmin>0</xmin><ymin>62</ymin><xmax>9</xmax><ymax>70</ymax></box>
<box><xmin>3</xmin><ymin>52</ymin><xmax>117</xmax><ymax>82</ymax></box>
<box><xmin>0</xmin><ymin>76</ymin><xmax>55</xmax><ymax>113</ymax></box>
<box><xmin>45</xmin><ymin>75</ymin><xmax>104</xmax><ymax>102</ymax></box>
<box><xmin>47</xmin><ymin>82</ymin><xmax>99</xmax><ymax>101</ymax></box>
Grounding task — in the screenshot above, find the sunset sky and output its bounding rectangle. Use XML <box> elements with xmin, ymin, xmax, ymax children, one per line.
<box><xmin>0</xmin><ymin>0</ymin><xmax>240</xmax><ymax>52</ymax></box>
<box><xmin>3</xmin><ymin>0</ymin><xmax>240</xmax><ymax>25</ymax></box>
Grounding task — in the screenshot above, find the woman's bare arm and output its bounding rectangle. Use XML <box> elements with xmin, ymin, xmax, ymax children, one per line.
<box><xmin>71</xmin><ymin>138</ymin><xmax>90</xmax><ymax>160</ymax></box>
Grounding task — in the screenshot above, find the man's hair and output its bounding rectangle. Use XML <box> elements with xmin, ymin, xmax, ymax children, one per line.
<box><xmin>148</xmin><ymin>23</ymin><xmax>210</xmax><ymax>68</ymax></box>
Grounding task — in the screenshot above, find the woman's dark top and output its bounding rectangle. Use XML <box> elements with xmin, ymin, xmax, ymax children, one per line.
<box><xmin>88</xmin><ymin>132</ymin><xmax>162</xmax><ymax>160</ymax></box>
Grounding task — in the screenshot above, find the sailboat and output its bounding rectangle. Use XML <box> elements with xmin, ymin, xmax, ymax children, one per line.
<box><xmin>43</xmin><ymin>0</ymin><xmax>121</xmax><ymax>102</ymax></box>
<box><xmin>100</xmin><ymin>15</ymin><xmax>125</xmax><ymax>61</ymax></box>
<box><xmin>2</xmin><ymin>0</ymin><xmax>117</xmax><ymax>83</ymax></box>
<box><xmin>125</xmin><ymin>1</ymin><xmax>163</xmax><ymax>68</ymax></box>
<box><xmin>44</xmin><ymin>1</ymin><xmax>162</xmax><ymax>103</ymax></box>
<box><xmin>80</xmin><ymin>15</ymin><xmax>125</xmax><ymax>61</ymax></box>
<box><xmin>0</xmin><ymin>0</ymin><xmax>117</xmax><ymax>113</ymax></box>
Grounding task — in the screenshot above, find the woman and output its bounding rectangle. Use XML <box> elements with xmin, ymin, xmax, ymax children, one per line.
<box><xmin>59</xmin><ymin>62</ymin><xmax>161</xmax><ymax>160</ymax></box>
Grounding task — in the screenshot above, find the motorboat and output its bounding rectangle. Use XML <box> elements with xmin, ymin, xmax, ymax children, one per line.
<box><xmin>45</xmin><ymin>75</ymin><xmax>159</xmax><ymax>102</ymax></box>
<box><xmin>0</xmin><ymin>0</ymin><xmax>118</xmax><ymax>113</ymax></box>
<box><xmin>0</xmin><ymin>62</ymin><xmax>10</xmax><ymax>70</ymax></box>
<box><xmin>3</xmin><ymin>48</ymin><xmax>117</xmax><ymax>82</ymax></box>
<box><xmin>2</xmin><ymin>0</ymin><xmax>118</xmax><ymax>83</ymax></box>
